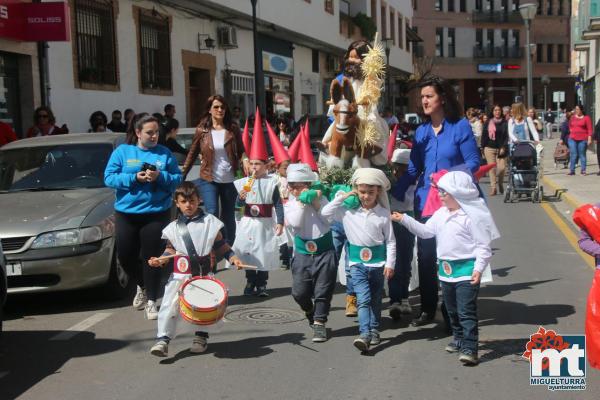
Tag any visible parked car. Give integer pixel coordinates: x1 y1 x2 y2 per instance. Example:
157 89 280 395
0 245 6 332
174 127 200 179
0 133 131 298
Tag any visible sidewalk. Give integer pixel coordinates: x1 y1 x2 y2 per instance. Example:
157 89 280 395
540 137 600 208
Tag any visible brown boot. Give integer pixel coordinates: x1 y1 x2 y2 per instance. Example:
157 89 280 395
489 187 497 196
345 295 358 317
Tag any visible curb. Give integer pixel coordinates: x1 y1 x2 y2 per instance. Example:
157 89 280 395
540 175 582 209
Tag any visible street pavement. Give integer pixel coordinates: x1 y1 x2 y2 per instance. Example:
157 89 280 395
1 154 600 399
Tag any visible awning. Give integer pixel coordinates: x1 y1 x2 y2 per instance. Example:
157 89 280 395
406 26 422 43
582 30 600 40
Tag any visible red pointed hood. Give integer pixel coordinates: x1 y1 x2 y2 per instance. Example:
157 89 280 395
249 108 268 161
266 122 290 164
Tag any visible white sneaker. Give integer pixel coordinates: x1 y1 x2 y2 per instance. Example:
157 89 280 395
190 336 208 353
132 286 147 310
150 340 168 357
399 299 412 314
145 301 158 320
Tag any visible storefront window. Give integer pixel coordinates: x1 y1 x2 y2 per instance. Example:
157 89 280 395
0 52 22 135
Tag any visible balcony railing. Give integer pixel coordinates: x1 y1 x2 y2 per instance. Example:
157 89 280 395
473 45 523 59
472 10 523 23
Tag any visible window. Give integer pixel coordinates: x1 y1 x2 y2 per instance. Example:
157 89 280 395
476 29 483 49
501 29 509 56
390 9 395 44
312 49 319 73
475 0 483 11
412 0 417 10
448 0 455 12
435 0 443 11
512 29 520 48
398 15 403 49
435 28 444 57
448 28 455 57
558 0 563 15
325 0 334 14
406 18 411 50
138 8 172 92
537 0 542 14
537 44 543 62
512 0 520 11
371 0 377 24
381 3 387 37
547 0 553 15
547 44 553 62
557 44 564 62
73 0 117 87
487 29 494 49
460 0 466 12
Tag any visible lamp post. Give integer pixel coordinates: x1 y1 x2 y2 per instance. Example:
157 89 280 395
478 86 485 112
519 1 537 108
251 0 265 115
541 74 551 112
383 38 392 113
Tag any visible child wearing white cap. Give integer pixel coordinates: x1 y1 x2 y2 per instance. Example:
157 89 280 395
284 163 337 342
322 168 396 353
388 148 416 320
392 170 500 365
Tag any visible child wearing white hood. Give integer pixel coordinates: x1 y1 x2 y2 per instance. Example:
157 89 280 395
392 171 500 366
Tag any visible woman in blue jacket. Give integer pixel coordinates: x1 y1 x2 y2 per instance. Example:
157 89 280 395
104 114 182 320
392 76 480 327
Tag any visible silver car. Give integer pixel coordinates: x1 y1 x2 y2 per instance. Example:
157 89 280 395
0 133 130 297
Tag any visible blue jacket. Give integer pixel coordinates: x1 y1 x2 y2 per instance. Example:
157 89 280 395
104 144 182 214
392 118 480 213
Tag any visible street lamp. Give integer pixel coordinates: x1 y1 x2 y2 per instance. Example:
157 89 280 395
519 1 537 108
383 38 393 113
478 86 485 112
541 74 551 112
251 0 265 115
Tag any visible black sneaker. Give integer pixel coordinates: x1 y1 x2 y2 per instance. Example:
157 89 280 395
459 349 479 366
445 341 460 353
411 312 435 327
389 303 402 321
312 323 327 342
369 331 381 346
353 336 370 352
243 283 255 296
256 286 269 297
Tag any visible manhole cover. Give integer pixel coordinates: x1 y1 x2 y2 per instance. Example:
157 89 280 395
225 306 306 325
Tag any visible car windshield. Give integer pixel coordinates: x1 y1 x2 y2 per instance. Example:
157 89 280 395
0 143 113 192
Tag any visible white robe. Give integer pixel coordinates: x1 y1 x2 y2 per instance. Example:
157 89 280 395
231 175 286 271
156 214 226 339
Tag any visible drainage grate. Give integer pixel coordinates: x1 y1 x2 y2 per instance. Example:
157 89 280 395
224 306 306 325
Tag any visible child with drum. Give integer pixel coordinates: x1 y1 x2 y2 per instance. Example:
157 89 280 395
284 163 338 342
321 168 396 353
148 182 243 357
233 123 285 297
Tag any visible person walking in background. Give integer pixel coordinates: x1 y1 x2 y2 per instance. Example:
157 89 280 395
275 117 291 148
482 105 509 196
88 111 110 133
544 108 555 139
26 106 68 138
0 121 17 147
383 107 399 129
107 110 127 133
508 103 539 144
594 116 600 175
159 117 187 157
163 104 177 127
528 108 544 141
559 111 571 145
104 115 182 320
567 104 593 176
466 108 482 149
502 106 511 121
182 95 246 245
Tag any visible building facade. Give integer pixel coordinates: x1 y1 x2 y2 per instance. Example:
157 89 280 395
411 0 574 113
0 0 414 134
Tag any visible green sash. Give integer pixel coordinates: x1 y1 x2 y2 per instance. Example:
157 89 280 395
294 231 334 255
438 259 476 279
348 243 386 264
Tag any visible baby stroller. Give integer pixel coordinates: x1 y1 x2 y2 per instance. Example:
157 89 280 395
504 141 544 203
553 142 570 169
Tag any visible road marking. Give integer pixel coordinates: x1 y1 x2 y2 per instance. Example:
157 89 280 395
540 202 595 270
49 312 112 341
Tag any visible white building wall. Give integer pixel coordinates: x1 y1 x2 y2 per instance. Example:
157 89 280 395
293 45 323 116
456 28 475 57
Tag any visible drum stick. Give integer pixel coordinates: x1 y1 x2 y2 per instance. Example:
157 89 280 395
155 253 182 263
238 264 258 270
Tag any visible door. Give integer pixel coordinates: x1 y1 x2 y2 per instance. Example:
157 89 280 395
188 67 211 127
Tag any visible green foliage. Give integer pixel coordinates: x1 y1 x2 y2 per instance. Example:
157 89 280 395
352 12 377 41
318 166 356 186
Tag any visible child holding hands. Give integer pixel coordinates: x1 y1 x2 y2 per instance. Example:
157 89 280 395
391 171 500 365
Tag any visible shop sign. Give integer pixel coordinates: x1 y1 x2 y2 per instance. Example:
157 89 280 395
477 63 502 73
262 51 294 76
0 1 70 42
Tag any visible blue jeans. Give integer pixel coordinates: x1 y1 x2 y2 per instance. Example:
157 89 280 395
351 264 384 337
441 280 480 353
568 138 588 173
332 222 354 295
388 221 415 303
193 178 238 244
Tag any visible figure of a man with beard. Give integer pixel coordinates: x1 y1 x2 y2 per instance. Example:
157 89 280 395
320 40 390 168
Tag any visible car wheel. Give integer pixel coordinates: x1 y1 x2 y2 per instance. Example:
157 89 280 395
103 250 131 300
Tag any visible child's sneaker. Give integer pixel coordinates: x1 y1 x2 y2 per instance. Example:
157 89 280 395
190 336 208 353
312 323 327 342
459 349 479 366
150 340 168 357
399 299 412 314
353 335 370 352
389 303 402 321
145 301 158 320
243 282 255 296
256 286 269 297
369 331 381 346
132 285 147 310
445 341 460 353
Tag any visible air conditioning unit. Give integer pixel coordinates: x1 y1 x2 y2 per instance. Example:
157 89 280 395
326 54 341 72
218 26 238 49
